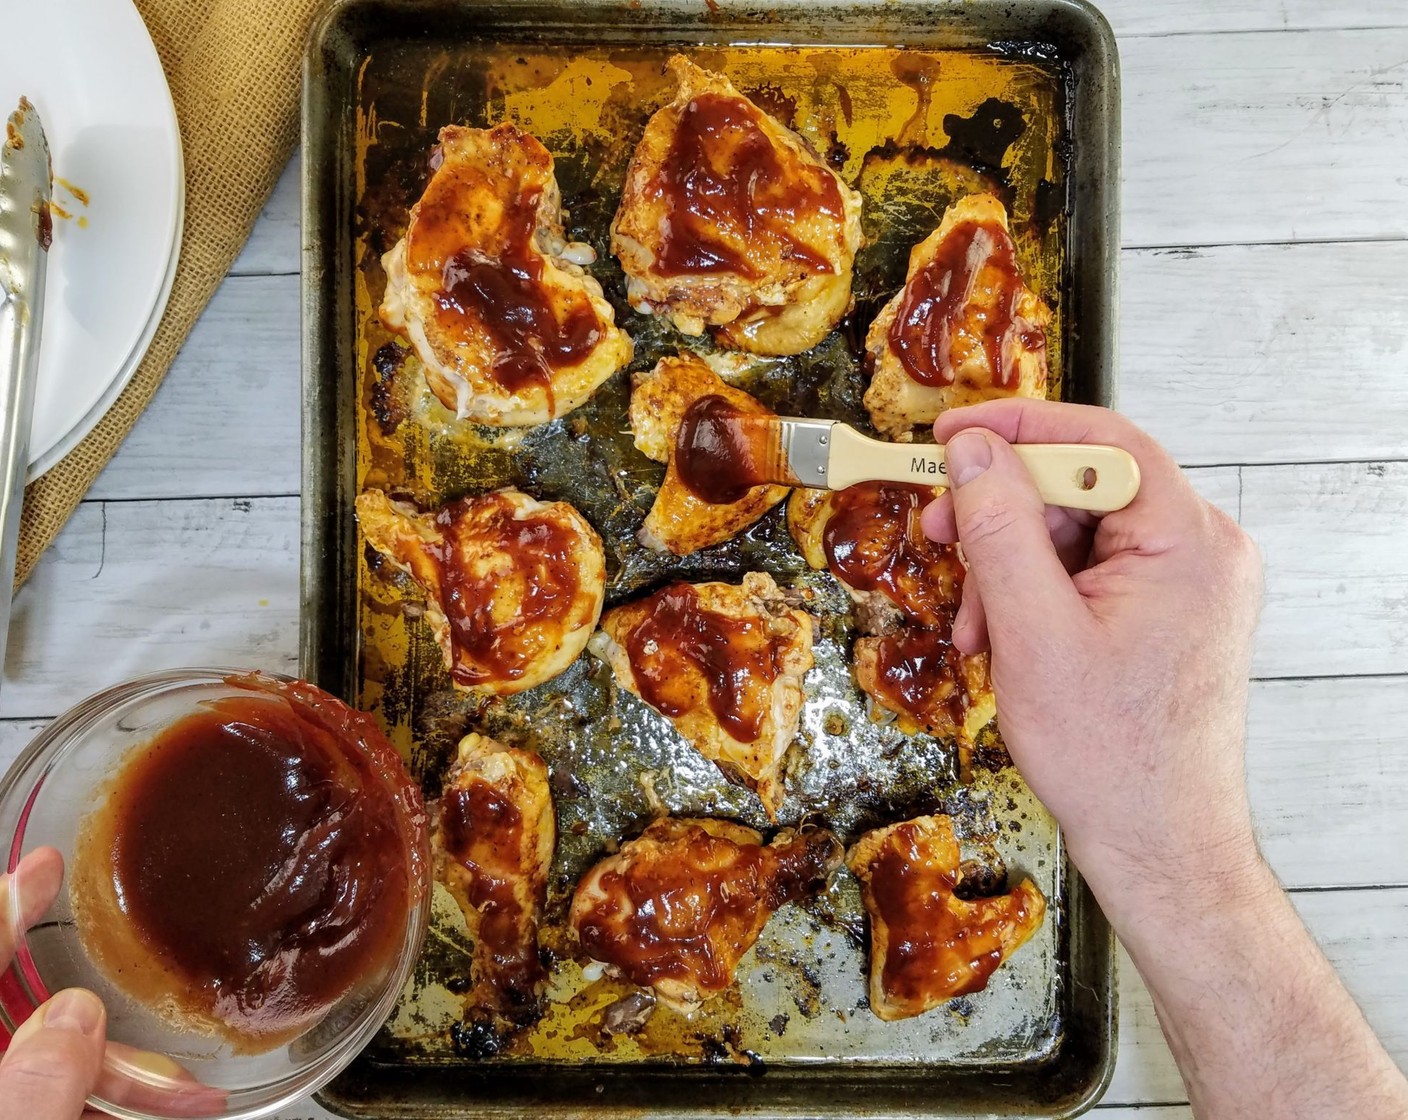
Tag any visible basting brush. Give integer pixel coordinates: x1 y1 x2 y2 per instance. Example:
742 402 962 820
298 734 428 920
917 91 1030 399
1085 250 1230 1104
675 396 1141 512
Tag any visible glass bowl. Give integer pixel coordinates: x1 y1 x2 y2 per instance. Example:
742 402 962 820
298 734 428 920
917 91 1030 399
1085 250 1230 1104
0 668 431 1120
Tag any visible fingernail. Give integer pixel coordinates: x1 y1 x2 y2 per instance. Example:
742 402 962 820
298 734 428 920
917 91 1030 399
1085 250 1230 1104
43 988 104 1036
946 431 992 487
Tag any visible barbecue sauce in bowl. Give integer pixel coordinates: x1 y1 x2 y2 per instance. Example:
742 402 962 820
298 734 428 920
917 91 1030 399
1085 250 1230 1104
70 674 428 1053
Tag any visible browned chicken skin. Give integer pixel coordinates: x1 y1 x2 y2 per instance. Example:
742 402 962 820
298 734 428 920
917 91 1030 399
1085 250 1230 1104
612 56 863 355
787 482 995 741
592 572 813 819
847 815 1045 1021
435 733 556 1028
381 123 632 426
864 193 1050 439
631 353 790 556
356 488 605 695
571 818 843 1014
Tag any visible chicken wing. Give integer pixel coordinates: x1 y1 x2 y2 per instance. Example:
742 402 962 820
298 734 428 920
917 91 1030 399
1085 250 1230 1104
592 572 812 819
847 814 1045 1021
787 482 995 741
864 193 1050 439
380 122 632 426
435 733 555 1028
612 56 863 356
631 353 790 555
571 818 842 1014
356 488 605 694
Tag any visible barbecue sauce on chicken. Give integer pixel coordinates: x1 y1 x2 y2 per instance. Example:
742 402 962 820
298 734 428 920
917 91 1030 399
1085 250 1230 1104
622 583 782 743
653 93 843 280
888 219 1045 389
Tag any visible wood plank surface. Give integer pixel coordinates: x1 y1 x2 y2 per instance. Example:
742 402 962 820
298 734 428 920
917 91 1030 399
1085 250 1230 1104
1245 460 1408 679
1100 0 1408 37
17 2 1408 1112
88 274 301 501
0 498 300 721
1122 28 1408 248
1120 241 1408 467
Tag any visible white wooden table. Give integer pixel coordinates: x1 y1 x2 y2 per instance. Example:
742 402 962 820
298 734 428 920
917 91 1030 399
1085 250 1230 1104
4 1 1406 1115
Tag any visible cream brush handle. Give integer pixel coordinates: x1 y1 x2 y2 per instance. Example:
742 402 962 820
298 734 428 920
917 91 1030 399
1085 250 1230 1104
825 425 1141 513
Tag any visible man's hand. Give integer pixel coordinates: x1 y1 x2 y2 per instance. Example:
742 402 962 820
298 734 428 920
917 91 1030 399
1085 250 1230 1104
0 848 105 1120
919 397 1264 919
923 398 1408 1119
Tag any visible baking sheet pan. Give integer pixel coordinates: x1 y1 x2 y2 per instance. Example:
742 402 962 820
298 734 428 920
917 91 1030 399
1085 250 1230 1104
301 1 1120 1115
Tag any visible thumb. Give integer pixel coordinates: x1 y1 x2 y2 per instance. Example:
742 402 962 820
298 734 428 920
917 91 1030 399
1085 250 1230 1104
0 989 105 1120
944 429 1086 645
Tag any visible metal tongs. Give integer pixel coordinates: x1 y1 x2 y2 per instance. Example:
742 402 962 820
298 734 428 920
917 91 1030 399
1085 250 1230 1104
0 98 51 676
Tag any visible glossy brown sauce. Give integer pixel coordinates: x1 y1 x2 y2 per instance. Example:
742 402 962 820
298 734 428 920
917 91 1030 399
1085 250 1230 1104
72 680 425 1050
432 492 587 688
622 583 781 743
872 626 971 733
674 394 779 504
822 482 961 627
865 820 1038 1003
36 201 52 251
412 181 601 404
574 825 836 993
439 778 545 1015
653 92 843 279
888 219 1045 389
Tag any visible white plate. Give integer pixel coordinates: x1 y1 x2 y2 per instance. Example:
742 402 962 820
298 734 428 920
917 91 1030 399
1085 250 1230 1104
1 0 184 480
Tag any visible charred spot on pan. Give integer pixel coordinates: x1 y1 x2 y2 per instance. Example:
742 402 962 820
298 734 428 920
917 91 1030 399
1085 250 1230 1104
451 1018 506 1059
1034 177 1065 232
371 342 409 434
768 1012 790 1036
824 130 850 171
939 97 1026 183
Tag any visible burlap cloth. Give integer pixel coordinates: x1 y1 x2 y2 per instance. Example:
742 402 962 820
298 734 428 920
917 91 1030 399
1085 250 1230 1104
15 0 324 584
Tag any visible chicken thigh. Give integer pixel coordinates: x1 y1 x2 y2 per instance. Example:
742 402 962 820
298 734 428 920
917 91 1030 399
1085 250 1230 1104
631 353 790 555
356 488 605 694
593 572 812 819
847 814 1045 1021
612 56 863 355
864 193 1050 439
571 818 842 1013
381 123 632 426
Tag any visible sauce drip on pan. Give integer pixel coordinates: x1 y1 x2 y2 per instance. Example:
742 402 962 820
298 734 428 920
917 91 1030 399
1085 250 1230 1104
414 181 600 406
622 582 781 743
888 219 1045 389
872 626 973 734
822 482 962 627
439 778 545 1012
653 92 843 280
674 394 781 504
71 680 424 1051
432 492 587 689
863 819 1042 1003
